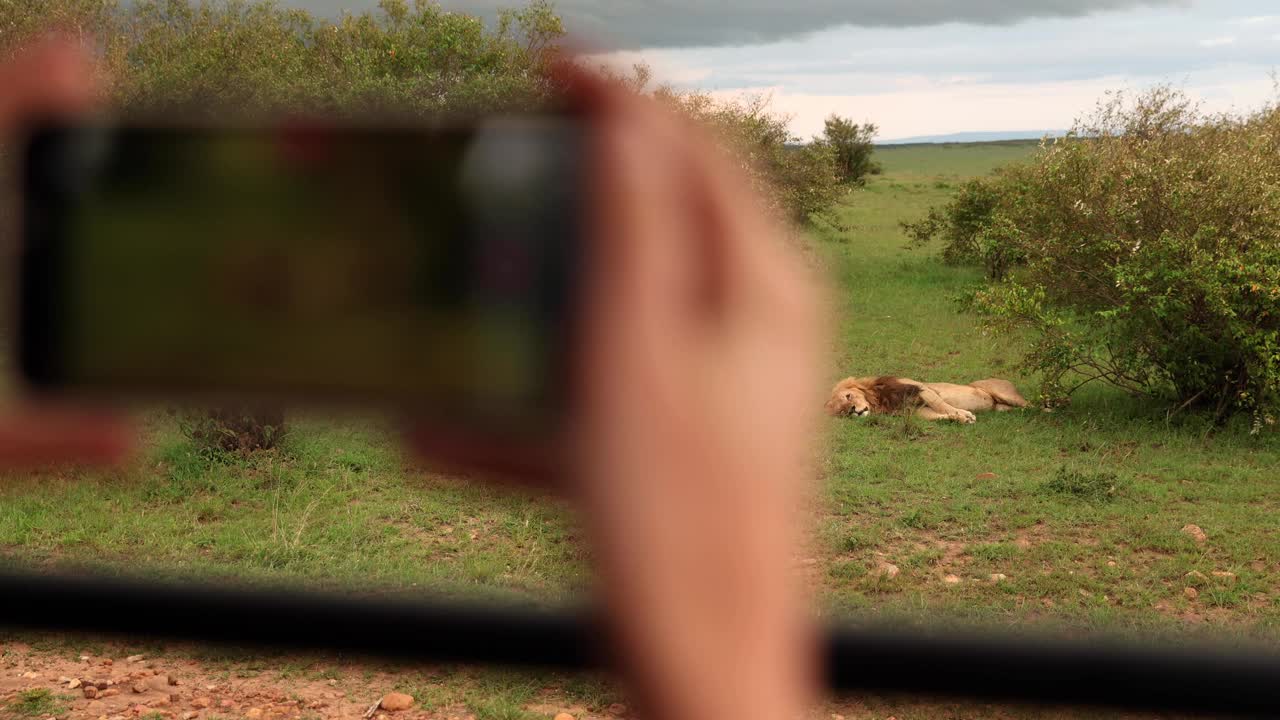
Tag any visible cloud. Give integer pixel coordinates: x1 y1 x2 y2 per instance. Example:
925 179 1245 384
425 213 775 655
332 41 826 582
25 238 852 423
1233 15 1280 25
289 0 1190 49
1199 36 1238 47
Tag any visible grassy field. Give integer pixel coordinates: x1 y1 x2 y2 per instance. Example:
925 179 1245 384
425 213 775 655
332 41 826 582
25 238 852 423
2 139 1278 719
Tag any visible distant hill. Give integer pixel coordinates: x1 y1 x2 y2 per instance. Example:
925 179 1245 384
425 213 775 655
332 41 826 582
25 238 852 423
879 130 1066 145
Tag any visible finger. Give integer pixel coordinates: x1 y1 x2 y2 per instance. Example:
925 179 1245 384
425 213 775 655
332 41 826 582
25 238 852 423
0 409 134 469
680 120 823 332
0 36 98 135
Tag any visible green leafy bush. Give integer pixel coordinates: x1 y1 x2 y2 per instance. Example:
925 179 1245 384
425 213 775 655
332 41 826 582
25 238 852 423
901 175 1022 279
653 85 844 224
913 87 1280 425
110 0 565 118
820 114 882 185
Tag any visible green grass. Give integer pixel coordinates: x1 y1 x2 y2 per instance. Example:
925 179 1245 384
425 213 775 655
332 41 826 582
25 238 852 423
874 139 1043 179
0 415 587 602
1 140 1276 719
6 689 70 718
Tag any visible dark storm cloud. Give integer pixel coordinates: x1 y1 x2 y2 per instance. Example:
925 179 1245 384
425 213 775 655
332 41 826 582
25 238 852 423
289 0 1192 49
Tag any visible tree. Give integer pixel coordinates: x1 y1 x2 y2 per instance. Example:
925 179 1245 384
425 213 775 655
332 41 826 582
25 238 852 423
821 114 881 185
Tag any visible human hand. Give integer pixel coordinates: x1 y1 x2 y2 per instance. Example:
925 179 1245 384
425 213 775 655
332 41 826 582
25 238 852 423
0 37 133 467
564 67 825 720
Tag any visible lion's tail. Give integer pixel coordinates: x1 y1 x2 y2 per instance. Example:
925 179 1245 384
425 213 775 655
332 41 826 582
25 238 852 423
970 378 1029 408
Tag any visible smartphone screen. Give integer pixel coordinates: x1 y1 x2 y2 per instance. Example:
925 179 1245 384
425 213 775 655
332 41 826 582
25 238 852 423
19 118 582 431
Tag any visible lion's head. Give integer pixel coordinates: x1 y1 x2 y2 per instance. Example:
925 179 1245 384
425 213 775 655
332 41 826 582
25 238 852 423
825 379 872 417
826 376 922 417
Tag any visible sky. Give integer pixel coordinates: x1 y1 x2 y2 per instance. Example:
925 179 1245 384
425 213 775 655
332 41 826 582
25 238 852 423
291 0 1280 141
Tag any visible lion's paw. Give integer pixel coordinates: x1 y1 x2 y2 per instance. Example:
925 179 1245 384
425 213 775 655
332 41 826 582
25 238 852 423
952 409 977 424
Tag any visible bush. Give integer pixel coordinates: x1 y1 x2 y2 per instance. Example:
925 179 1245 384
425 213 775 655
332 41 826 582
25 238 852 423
820 114 882 185
901 175 1022 279
915 87 1280 425
180 407 287 456
653 84 843 224
109 0 564 118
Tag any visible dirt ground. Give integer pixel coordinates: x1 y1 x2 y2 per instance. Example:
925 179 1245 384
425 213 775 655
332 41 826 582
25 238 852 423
0 640 1174 720
0 642 610 720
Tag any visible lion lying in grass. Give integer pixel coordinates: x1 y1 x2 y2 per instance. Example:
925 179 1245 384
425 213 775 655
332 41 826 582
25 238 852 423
825 376 1028 424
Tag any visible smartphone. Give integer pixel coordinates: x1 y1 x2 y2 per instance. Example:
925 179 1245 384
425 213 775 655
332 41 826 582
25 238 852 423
16 116 584 434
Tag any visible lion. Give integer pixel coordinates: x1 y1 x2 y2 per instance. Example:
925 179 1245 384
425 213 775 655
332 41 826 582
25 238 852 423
825 376 1028 424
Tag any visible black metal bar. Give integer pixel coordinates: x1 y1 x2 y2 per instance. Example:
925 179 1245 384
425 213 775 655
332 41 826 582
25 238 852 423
824 625 1280 717
2 569 1279 716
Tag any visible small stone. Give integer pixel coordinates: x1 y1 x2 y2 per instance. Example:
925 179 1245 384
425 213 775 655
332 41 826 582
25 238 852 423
84 686 100 699
182 713 198 720
326 679 337 686
1185 570 1206 580
21 671 39 678
975 472 998 480
147 675 172 691
133 682 147 694
69 678 82 689
191 697 211 709
799 558 818 566
168 676 179 686
205 685 218 691
1106 561 1117 567
990 573 1007 582
1181 524 1207 544
607 703 627 716
943 574 961 585
100 689 119 698
97 681 111 689
220 699 236 709
126 655 145 663
380 693 414 712
1184 587 1199 599
554 714 576 720
1212 570 1236 581
79 655 91 662
103 659 113 666
832 715 845 720
876 562 900 579
245 708 264 719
